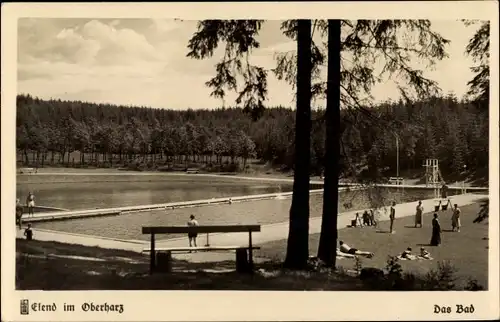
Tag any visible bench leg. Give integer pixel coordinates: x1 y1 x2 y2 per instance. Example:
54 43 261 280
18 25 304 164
156 251 172 273
150 233 156 274
235 249 250 273
248 232 254 273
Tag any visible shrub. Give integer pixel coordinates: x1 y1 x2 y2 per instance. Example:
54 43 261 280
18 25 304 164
464 278 485 291
423 261 457 290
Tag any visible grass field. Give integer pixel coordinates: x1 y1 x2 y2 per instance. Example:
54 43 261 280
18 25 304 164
257 203 489 288
16 239 367 290
16 203 488 290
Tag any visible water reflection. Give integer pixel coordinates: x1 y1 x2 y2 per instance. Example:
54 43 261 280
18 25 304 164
16 175 295 210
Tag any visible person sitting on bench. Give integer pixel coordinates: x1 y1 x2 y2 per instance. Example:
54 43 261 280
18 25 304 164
339 240 374 258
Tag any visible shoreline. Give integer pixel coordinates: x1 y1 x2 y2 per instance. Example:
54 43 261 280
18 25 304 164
17 166 488 189
16 193 488 253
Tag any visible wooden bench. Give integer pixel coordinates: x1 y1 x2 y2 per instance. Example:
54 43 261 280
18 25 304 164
18 168 37 174
142 225 261 274
389 177 404 185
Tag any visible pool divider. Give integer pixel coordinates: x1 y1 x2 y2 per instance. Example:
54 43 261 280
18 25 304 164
21 183 487 224
22 187 338 223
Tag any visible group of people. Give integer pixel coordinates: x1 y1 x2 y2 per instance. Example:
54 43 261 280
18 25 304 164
351 201 398 233
350 198 462 250
15 192 36 229
400 246 432 260
15 192 36 241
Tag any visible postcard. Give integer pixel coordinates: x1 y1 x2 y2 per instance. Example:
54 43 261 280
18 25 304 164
1 1 499 321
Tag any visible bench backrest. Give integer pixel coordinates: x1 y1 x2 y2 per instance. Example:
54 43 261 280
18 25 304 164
142 225 261 235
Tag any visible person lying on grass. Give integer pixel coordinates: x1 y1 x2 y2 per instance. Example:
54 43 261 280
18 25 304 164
401 247 417 260
339 240 374 258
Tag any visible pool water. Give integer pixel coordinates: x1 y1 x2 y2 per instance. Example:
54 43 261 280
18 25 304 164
16 174 312 210
32 186 462 241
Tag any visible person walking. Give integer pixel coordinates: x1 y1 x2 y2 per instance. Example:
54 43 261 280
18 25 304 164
430 213 442 246
389 201 396 233
187 215 199 250
26 192 35 217
452 204 461 232
415 200 424 228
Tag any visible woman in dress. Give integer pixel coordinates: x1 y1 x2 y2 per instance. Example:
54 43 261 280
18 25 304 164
452 204 461 232
430 213 442 246
415 200 424 228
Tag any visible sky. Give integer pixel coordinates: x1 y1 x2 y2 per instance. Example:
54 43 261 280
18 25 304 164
17 18 481 110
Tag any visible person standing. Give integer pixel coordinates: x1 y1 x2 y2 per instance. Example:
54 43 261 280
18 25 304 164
441 183 449 199
24 223 33 241
415 200 424 228
389 201 396 233
369 209 376 227
362 210 371 226
430 213 441 246
452 204 461 232
187 215 199 249
26 192 35 217
16 199 24 230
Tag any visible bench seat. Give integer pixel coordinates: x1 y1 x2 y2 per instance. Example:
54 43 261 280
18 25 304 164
143 246 261 253
143 224 261 274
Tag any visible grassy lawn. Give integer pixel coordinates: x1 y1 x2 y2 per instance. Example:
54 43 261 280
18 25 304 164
15 203 488 290
258 203 489 289
16 239 365 290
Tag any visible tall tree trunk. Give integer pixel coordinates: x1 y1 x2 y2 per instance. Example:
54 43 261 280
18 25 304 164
284 19 312 270
317 20 341 267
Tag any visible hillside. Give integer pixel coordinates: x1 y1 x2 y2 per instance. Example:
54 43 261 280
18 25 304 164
16 94 488 184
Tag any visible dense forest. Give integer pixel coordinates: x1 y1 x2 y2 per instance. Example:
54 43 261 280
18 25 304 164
16 93 488 181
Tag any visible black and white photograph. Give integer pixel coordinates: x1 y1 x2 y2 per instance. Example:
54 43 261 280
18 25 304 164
2 1 499 321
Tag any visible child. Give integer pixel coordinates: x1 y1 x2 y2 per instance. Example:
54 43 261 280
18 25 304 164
24 223 33 241
187 215 199 248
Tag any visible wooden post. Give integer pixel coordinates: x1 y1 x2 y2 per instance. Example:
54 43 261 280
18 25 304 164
150 233 156 274
205 233 210 247
248 231 253 273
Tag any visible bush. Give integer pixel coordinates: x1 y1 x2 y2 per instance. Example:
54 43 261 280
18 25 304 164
464 278 485 291
422 261 457 290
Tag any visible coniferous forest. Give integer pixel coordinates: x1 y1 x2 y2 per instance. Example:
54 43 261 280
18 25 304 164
16 93 488 183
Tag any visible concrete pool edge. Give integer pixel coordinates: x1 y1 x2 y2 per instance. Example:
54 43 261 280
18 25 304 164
16 193 488 255
21 189 328 223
